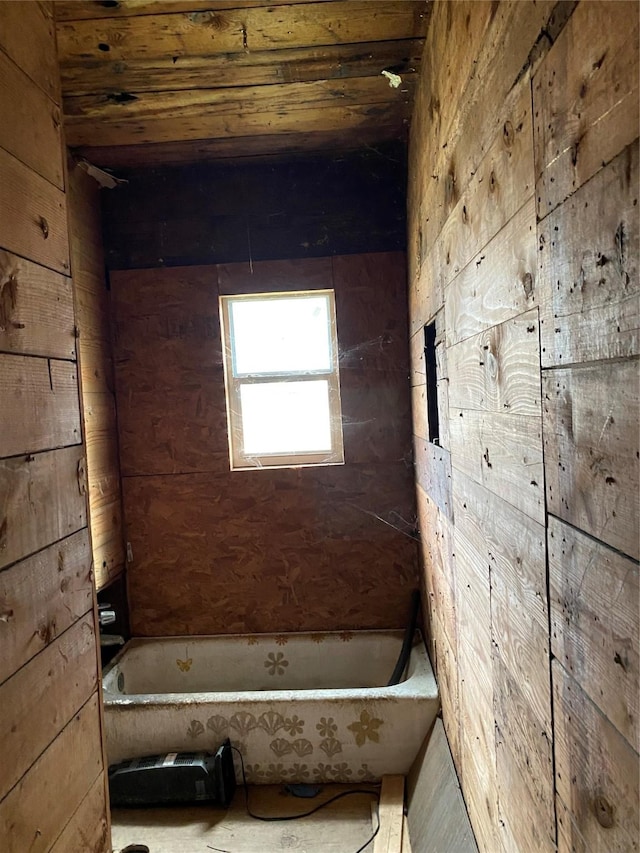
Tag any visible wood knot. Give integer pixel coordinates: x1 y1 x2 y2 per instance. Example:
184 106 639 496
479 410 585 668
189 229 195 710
461 204 468 224
503 120 514 147
593 795 614 828
38 216 49 239
522 272 534 298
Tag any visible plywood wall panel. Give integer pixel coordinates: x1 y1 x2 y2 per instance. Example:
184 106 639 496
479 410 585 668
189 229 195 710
0 529 92 687
0 355 81 457
0 613 97 800
533 1 639 217
543 360 640 560
553 662 639 853
0 50 63 189
0 251 76 359
0 446 87 571
538 142 639 367
114 254 416 633
549 517 638 750
0 694 103 853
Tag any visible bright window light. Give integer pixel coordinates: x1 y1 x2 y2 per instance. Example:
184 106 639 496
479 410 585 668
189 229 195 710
220 290 344 470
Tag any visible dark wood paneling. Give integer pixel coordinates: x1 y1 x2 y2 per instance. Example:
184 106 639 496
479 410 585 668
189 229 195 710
102 147 407 270
112 254 417 634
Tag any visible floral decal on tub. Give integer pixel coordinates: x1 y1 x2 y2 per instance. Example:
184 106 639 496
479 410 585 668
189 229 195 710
264 652 289 675
347 710 384 746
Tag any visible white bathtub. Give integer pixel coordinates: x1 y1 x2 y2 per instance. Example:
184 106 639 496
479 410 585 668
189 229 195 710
102 630 439 784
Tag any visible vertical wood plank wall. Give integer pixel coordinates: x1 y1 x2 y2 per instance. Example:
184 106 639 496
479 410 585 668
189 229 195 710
0 4 109 850
67 164 125 592
407 1 639 850
110 254 418 636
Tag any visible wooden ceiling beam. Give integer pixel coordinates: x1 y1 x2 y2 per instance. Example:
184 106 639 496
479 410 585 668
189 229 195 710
56 2 427 63
55 0 333 22
60 38 423 96
72 126 406 169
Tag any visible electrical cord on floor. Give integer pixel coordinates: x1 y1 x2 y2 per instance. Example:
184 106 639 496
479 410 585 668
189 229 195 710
226 746 381 853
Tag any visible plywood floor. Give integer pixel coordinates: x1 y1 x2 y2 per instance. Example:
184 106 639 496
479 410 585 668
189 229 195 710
111 784 379 853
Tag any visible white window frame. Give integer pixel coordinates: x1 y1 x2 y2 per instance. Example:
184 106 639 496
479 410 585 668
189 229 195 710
219 289 344 471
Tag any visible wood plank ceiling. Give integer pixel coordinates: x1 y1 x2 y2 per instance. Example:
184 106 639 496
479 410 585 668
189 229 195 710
55 0 428 168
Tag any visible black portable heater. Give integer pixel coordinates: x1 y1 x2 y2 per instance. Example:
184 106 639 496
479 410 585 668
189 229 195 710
108 740 236 807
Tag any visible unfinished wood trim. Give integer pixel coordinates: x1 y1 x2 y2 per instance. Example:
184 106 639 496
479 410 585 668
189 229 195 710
374 775 405 853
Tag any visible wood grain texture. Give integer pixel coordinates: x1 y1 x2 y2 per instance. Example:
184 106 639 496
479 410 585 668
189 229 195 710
54 1 331 20
374 775 404 853
445 197 538 347
0 529 92 687
57 2 424 62
0 614 97 800
494 657 555 853
533 1 639 217
0 446 87 570
543 360 640 560
0 694 103 853
549 516 639 751
68 163 125 591
413 439 452 521
60 38 423 96
406 719 477 853
63 76 413 148
0 147 69 275
0 355 81 457
0 50 63 188
0 251 75 359
447 309 541 416
538 142 639 367
48 773 109 853
0 1 60 102
553 661 639 853
449 408 544 524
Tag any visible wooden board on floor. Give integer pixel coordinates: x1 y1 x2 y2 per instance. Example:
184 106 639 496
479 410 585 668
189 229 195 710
111 784 380 853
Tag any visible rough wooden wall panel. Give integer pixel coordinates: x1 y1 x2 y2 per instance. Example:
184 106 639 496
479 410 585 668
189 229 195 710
533 0 639 217
407 2 640 850
543 360 639 560
538 142 639 367
48 774 110 853
68 164 125 591
113 254 417 635
0 8 109 847
0 146 69 275
0 529 92 686
0 613 97 800
0 1 60 102
553 661 639 852
0 355 81 457
0 694 104 853
0 50 63 189
445 197 538 348
0 251 76 360
549 516 638 751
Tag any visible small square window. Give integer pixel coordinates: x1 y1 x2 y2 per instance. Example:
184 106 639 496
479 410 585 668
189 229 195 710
219 290 344 470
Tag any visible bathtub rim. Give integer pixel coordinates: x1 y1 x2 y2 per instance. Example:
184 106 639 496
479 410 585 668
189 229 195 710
102 628 437 706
